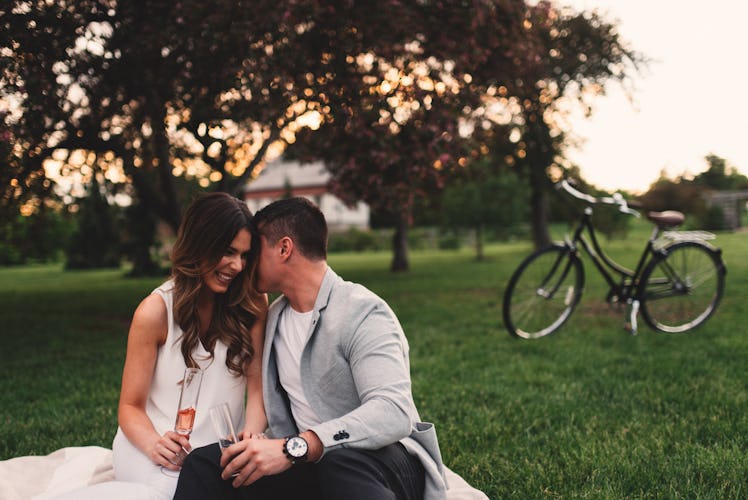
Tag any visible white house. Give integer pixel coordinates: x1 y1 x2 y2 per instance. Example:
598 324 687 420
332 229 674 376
243 159 370 230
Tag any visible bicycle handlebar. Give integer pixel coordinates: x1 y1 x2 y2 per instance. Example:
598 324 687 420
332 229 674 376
556 179 640 218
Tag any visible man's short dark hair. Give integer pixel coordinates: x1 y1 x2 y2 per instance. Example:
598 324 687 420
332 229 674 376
253 197 328 260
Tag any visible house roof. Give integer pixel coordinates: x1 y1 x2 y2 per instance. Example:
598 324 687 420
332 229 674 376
245 159 329 193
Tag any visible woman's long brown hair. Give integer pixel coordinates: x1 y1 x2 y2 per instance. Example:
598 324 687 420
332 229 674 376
169 192 266 376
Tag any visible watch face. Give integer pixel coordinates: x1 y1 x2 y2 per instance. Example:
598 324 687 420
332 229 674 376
287 436 308 458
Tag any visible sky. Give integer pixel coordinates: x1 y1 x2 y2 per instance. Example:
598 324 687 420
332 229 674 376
556 0 748 193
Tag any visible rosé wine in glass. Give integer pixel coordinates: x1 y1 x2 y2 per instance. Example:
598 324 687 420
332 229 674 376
175 407 197 435
161 367 202 477
174 368 202 435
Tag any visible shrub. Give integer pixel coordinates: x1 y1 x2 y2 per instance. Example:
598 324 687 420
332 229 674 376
328 227 388 253
438 233 461 250
697 204 726 231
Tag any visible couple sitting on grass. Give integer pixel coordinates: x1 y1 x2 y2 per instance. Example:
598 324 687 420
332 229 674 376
56 194 448 500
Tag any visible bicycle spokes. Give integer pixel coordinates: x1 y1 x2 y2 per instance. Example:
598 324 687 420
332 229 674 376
638 242 724 333
503 245 584 339
535 251 571 297
644 250 710 301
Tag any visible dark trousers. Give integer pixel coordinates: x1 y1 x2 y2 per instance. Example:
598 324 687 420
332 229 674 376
173 442 425 500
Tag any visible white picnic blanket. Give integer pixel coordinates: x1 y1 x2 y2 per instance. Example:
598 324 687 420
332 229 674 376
0 447 488 500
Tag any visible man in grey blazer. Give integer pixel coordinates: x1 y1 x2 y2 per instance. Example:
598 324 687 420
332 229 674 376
174 197 447 500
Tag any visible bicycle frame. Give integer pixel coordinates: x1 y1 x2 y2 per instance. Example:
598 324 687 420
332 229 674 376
565 206 654 307
557 180 677 333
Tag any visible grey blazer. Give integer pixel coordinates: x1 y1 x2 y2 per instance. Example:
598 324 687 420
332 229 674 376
262 267 448 500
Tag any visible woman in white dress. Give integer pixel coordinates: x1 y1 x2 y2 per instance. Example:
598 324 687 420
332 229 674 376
56 192 268 500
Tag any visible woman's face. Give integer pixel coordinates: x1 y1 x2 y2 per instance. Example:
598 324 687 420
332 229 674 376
202 228 252 294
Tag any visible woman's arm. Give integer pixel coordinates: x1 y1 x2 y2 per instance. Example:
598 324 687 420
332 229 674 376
243 304 268 437
118 293 190 470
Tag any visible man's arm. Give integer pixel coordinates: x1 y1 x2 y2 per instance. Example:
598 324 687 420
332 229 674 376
308 301 420 454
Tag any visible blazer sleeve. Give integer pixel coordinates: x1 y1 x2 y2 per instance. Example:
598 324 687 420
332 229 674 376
309 301 421 453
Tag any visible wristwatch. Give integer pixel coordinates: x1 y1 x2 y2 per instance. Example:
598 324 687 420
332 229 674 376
283 435 309 464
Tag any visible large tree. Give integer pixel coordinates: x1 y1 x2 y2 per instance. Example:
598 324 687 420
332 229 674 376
3 1 328 218
2 2 406 268
502 2 645 247
290 0 643 267
289 0 528 271
2 2 272 272
0 1 79 221
3 0 643 272
3 0 527 272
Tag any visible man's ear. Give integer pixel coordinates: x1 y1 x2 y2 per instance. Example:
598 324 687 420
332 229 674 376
279 236 293 259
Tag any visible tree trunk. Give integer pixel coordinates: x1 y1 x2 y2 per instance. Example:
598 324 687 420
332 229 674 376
125 200 163 277
525 97 553 249
475 224 484 261
151 105 181 232
129 242 161 277
529 176 551 249
390 213 410 272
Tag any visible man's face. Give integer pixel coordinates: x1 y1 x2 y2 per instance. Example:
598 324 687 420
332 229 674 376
255 234 279 294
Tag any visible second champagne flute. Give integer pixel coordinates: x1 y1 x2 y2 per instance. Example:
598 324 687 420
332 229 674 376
209 402 238 449
209 402 240 477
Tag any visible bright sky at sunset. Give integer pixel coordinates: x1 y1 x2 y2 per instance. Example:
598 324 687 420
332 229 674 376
557 0 748 193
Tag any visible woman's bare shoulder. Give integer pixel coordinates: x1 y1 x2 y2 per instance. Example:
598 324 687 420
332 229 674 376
130 292 169 344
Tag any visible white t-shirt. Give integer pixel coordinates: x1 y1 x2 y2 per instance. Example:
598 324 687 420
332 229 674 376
274 305 321 432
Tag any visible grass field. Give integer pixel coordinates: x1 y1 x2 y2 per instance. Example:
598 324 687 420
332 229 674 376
1 220 747 498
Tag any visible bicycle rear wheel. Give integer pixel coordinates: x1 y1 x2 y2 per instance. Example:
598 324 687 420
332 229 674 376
639 241 726 333
502 244 584 339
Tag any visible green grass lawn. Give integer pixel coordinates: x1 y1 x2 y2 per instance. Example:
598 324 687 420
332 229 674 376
2 223 747 498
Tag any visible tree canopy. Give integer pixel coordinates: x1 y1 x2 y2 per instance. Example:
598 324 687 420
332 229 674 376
289 1 643 268
2 0 644 271
497 2 645 248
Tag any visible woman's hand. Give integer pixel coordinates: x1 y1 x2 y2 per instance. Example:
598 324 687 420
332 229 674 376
237 430 267 440
150 430 192 470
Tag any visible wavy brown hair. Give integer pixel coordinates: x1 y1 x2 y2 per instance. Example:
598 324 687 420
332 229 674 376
170 192 266 376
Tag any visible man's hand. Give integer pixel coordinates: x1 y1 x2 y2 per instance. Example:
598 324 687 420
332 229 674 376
220 437 291 488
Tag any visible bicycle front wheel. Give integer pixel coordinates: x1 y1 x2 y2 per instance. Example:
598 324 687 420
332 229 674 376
502 244 584 339
639 241 726 333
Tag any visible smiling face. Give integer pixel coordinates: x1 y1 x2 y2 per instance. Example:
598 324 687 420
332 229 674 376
255 233 280 294
201 228 252 295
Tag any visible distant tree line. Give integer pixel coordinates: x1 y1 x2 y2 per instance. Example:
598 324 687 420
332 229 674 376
1 151 744 266
636 154 748 230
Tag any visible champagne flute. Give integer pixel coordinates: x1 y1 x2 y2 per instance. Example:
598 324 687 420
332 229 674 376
209 402 240 477
161 367 203 477
209 402 238 450
174 367 203 436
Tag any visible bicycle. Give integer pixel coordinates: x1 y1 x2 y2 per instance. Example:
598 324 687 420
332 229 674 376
502 179 727 339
